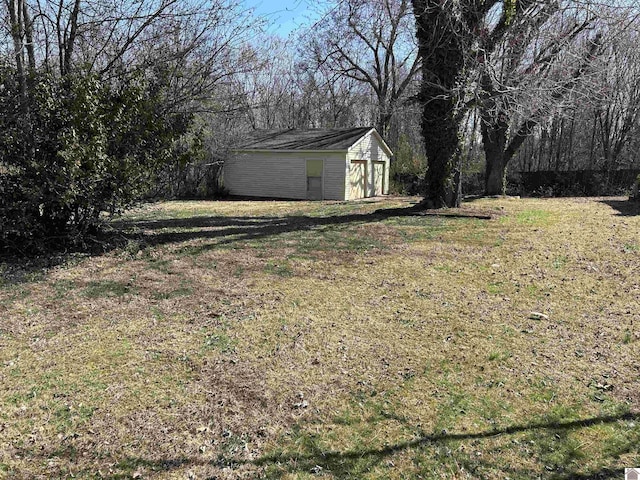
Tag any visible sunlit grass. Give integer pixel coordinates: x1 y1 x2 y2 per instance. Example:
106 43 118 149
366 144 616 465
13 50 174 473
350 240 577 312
1 196 638 478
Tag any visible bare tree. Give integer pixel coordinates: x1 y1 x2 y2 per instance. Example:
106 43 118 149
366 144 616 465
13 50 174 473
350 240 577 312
0 0 261 105
307 0 420 138
232 36 370 131
590 25 640 172
477 1 603 194
410 0 626 203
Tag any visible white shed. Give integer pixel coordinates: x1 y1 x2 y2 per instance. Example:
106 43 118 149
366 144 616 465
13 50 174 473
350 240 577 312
224 128 392 200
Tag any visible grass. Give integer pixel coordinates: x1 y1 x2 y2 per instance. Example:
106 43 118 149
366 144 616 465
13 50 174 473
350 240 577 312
1 196 639 478
83 279 135 298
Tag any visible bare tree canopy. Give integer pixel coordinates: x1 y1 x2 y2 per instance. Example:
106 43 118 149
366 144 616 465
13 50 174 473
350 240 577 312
304 0 421 137
411 0 640 204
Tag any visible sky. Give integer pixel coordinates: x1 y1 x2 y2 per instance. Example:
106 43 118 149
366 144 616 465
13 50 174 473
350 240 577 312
245 0 318 37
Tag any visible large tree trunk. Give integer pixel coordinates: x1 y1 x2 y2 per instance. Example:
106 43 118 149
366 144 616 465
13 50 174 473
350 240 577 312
376 111 393 140
482 113 509 195
412 0 469 208
22 1 35 73
421 88 462 206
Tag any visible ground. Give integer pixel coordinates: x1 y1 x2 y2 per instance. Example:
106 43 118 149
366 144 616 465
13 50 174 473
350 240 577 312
0 196 639 479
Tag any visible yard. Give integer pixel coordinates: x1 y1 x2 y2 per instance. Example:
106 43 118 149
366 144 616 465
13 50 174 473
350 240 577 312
1 196 639 479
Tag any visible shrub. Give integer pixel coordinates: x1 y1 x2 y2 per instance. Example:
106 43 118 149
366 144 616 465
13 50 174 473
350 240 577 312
632 174 640 201
390 134 427 195
0 70 189 253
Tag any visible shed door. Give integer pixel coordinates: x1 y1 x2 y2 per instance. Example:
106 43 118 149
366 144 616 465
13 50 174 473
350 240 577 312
373 162 384 196
306 159 323 200
350 161 366 199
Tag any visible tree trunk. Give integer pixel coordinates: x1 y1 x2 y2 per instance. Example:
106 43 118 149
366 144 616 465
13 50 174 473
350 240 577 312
567 116 575 171
62 0 81 76
376 111 393 139
7 0 27 107
420 89 462 207
482 113 508 195
413 0 468 208
22 0 35 73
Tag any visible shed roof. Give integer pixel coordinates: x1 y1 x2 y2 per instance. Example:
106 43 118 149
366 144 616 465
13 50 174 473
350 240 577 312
235 127 376 151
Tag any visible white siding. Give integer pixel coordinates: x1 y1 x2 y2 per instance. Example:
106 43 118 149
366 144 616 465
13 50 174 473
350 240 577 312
373 162 384 196
224 151 347 200
346 130 391 199
349 162 367 199
322 152 348 200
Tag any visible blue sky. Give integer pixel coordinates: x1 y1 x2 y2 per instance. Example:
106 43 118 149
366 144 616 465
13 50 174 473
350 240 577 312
245 0 317 37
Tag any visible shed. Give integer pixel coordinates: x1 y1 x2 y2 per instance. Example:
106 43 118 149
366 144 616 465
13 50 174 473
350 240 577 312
224 127 392 200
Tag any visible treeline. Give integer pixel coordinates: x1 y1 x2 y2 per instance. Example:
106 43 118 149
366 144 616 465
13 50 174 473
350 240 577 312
1 0 640 252
0 0 260 251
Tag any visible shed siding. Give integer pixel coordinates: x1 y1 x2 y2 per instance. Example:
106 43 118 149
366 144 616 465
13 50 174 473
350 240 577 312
323 152 348 200
346 131 391 199
224 152 306 199
224 151 347 200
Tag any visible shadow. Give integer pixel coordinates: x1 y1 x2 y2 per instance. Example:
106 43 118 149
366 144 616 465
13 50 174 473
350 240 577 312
111 215 280 231
252 412 639 477
102 204 439 252
34 411 637 479
0 252 90 285
0 204 420 284
601 198 640 216
1 200 498 284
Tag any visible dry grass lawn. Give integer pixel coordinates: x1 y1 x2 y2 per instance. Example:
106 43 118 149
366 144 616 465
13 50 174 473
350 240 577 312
1 196 639 479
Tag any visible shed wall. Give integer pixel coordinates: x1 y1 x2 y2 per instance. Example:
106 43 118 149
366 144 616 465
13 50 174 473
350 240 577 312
346 132 391 199
224 151 347 200
322 152 349 200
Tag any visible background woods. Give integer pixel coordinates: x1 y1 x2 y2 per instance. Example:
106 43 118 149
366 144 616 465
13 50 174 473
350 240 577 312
1 0 640 251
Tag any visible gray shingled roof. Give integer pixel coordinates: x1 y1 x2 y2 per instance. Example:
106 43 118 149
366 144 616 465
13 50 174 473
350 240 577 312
235 127 374 151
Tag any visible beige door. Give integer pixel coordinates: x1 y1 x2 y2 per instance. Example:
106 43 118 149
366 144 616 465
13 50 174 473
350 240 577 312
306 159 323 200
373 162 384 196
350 161 366 199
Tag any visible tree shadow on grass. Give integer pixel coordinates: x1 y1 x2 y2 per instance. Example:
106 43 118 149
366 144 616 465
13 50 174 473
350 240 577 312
112 202 501 255
34 411 637 479
0 204 421 284
601 199 640 216
3 203 450 284
252 412 639 479
121 211 400 252
2 198 504 284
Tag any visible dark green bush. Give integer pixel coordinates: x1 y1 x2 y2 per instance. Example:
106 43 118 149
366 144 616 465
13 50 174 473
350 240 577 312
0 70 189 253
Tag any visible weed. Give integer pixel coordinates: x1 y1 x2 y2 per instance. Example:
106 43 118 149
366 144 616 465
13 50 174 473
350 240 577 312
488 351 511 362
150 306 165 321
152 284 193 300
552 255 568 269
264 261 293 277
53 403 96 431
203 333 237 354
233 266 245 277
3 285 30 301
516 209 551 225
124 239 144 257
146 258 172 273
434 264 452 273
83 280 135 298
52 279 76 298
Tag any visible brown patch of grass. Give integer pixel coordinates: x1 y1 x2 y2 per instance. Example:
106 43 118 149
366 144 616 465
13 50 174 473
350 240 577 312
1 196 639 478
